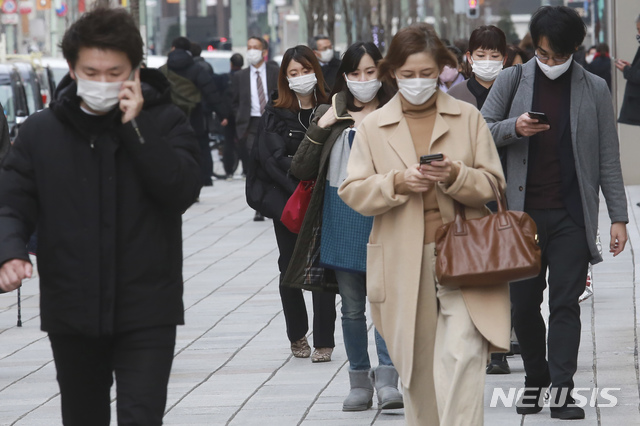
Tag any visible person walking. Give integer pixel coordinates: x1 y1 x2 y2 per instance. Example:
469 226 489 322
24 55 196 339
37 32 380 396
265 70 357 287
447 25 513 376
312 35 341 90
0 8 201 425
245 45 337 363
586 43 612 91
482 6 628 420
165 36 228 187
220 53 244 179
232 36 279 220
615 13 640 126
338 24 509 425
283 41 402 412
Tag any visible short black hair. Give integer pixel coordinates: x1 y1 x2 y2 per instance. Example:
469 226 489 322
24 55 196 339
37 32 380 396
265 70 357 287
529 6 586 56
468 25 507 56
172 37 191 51
190 42 202 57
61 7 143 69
312 35 330 50
248 36 268 51
596 43 609 54
230 53 244 68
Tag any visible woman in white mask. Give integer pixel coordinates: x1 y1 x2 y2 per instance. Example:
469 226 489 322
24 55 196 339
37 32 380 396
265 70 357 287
245 45 338 363
338 24 508 425
284 42 403 413
448 25 508 110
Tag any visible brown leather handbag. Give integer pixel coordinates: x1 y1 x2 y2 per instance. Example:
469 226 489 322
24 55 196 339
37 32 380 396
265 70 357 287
434 175 541 287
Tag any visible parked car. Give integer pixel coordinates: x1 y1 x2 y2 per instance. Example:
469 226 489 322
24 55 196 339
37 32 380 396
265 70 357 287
7 54 57 107
9 62 44 115
40 57 69 88
144 55 167 70
0 63 29 141
200 50 234 74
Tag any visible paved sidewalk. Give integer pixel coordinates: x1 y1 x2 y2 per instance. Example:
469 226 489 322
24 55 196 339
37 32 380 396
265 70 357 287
0 179 639 425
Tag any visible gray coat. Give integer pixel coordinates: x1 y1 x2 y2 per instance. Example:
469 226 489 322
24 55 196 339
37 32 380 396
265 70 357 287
481 60 628 264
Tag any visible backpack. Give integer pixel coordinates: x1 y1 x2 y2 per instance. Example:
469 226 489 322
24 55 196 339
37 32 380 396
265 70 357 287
159 64 202 117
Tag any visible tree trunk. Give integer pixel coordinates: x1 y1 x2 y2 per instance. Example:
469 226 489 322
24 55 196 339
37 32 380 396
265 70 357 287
384 0 393 52
342 0 353 46
408 0 418 24
301 0 315 45
315 0 325 36
130 0 140 29
95 0 110 8
325 0 335 45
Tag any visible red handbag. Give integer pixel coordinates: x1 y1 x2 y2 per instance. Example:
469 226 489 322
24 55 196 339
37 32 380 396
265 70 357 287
281 180 315 234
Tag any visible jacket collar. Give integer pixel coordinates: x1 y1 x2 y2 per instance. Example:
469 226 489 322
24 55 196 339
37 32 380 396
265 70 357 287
377 90 461 127
331 91 353 121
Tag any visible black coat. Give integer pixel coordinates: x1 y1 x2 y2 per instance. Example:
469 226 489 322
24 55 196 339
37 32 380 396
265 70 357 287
0 68 202 336
167 49 228 134
321 57 341 92
245 106 309 219
619 46 640 126
585 55 612 91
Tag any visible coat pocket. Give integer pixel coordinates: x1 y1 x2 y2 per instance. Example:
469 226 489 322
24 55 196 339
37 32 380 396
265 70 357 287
366 244 386 303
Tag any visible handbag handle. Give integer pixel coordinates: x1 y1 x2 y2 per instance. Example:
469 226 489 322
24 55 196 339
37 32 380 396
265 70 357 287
453 174 508 235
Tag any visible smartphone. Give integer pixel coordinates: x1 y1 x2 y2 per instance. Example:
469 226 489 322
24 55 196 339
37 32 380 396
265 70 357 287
420 153 444 165
527 111 550 125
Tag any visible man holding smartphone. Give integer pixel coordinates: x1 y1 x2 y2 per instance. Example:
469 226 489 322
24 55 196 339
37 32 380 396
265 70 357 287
0 8 201 425
482 6 628 420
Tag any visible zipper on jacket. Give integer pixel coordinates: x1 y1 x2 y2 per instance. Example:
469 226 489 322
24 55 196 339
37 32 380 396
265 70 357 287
131 119 145 144
90 136 96 149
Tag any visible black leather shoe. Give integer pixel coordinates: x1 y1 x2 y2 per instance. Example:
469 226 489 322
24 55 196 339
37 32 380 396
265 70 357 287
550 394 585 419
516 385 548 415
486 353 511 374
253 211 265 222
550 406 585 420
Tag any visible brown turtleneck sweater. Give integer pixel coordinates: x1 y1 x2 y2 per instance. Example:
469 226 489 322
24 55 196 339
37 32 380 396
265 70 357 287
393 92 459 244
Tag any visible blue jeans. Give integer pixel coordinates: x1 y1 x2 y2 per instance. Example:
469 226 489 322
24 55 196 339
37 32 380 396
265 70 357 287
335 269 393 371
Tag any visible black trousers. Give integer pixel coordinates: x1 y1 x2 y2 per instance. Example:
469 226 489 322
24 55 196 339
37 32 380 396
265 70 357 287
273 219 336 348
238 117 261 176
197 132 213 185
222 117 239 176
511 209 590 390
48 325 177 426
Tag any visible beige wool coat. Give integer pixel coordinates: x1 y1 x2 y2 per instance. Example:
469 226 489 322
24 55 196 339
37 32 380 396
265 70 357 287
338 91 511 388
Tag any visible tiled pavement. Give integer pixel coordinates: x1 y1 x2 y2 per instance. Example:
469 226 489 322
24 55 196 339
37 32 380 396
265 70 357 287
1 179 639 425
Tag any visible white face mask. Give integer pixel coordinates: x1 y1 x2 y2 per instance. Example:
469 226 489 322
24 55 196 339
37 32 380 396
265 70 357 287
585 54 595 64
395 74 438 105
535 54 573 80
318 49 334 63
246 49 264 66
345 74 382 103
76 76 122 113
471 59 503 82
288 73 317 96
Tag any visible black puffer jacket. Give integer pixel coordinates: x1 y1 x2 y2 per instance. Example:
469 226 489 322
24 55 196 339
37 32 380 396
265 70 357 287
167 49 228 134
0 68 201 336
245 106 309 219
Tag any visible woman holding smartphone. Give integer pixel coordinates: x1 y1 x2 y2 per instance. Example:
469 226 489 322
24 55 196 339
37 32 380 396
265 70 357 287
338 24 509 425
283 42 403 412
246 45 337 363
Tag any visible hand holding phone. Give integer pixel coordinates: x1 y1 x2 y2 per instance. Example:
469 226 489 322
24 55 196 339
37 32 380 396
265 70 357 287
119 68 144 125
527 111 550 125
420 153 444 165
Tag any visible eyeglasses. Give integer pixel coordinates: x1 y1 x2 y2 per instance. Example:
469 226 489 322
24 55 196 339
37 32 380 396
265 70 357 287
535 50 572 65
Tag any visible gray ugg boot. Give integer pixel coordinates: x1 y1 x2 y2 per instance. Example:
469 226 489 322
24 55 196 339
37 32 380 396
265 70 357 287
342 369 374 411
370 365 404 409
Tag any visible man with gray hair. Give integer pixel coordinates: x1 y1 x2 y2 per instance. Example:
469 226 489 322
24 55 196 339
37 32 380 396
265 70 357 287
312 35 341 90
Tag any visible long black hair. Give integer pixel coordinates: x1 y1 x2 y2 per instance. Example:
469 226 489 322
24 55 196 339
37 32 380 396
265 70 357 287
331 42 395 112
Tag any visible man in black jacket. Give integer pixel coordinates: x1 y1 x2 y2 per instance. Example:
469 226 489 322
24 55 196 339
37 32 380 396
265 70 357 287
616 14 640 126
168 36 228 186
312 35 341 91
0 9 201 425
